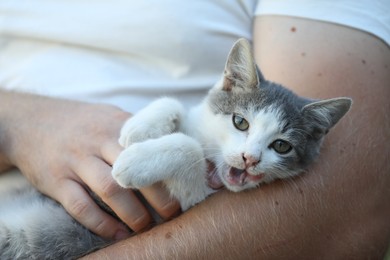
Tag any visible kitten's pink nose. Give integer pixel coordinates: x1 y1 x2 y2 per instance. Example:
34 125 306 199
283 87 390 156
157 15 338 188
242 153 260 168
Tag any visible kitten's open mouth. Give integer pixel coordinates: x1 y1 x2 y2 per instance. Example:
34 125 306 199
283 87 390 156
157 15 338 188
206 161 265 189
226 167 264 186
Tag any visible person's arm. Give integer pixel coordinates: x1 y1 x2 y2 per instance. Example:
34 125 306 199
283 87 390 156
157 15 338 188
0 91 180 239
84 16 390 259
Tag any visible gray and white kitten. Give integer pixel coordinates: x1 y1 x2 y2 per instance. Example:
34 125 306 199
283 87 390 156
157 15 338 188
0 38 351 259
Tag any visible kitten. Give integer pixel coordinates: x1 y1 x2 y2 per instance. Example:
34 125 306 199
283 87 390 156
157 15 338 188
0 38 351 259
113 38 352 209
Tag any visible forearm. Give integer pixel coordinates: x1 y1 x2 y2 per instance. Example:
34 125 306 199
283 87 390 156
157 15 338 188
84 134 389 259
83 179 330 259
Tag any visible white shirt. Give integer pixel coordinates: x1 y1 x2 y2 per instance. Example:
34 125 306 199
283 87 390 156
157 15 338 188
0 1 257 112
0 0 388 112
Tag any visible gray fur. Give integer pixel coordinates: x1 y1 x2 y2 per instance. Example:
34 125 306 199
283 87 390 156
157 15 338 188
0 38 352 259
0 172 108 260
208 79 351 173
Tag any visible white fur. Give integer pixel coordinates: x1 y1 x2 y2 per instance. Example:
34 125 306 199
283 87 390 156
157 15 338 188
112 39 279 204
119 97 185 147
112 98 288 206
113 99 215 210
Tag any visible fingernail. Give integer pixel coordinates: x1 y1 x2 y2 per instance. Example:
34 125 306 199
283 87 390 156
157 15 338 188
114 229 131 241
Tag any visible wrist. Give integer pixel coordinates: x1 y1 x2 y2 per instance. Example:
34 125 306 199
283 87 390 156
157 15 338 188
0 90 49 170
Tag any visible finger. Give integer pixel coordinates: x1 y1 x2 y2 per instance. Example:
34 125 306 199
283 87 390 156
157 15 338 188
139 182 181 220
58 179 130 240
100 141 123 166
75 156 152 232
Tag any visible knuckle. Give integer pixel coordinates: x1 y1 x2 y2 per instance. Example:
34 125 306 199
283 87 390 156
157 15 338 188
66 197 91 219
93 218 112 237
130 213 152 232
158 200 181 219
100 175 122 199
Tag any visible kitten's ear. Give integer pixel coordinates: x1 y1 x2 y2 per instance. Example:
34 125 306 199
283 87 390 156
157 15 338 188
302 97 352 139
222 38 261 91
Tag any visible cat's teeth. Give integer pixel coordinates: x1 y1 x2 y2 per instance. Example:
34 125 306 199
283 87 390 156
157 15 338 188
239 172 246 184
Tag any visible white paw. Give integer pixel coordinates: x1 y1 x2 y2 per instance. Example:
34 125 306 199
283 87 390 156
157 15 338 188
112 140 168 189
119 97 185 147
112 143 146 189
112 133 204 190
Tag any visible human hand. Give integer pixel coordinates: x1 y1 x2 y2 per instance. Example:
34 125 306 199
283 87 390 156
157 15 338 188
0 91 180 240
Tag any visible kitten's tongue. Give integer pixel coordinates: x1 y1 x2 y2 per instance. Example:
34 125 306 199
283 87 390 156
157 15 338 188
206 161 224 190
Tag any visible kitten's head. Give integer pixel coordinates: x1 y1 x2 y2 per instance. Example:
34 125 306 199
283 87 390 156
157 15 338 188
205 38 352 192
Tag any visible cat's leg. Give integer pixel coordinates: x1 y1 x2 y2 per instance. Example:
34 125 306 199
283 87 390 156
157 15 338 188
114 133 204 188
119 97 185 147
112 133 213 210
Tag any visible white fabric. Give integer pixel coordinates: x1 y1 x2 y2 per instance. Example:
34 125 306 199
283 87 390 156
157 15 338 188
0 1 257 112
0 0 388 113
255 0 390 46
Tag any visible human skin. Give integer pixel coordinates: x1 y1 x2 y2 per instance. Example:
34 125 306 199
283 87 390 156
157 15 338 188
0 93 180 240
83 16 390 259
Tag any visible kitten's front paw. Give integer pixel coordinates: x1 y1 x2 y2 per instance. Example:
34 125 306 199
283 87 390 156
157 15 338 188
119 98 185 147
112 142 158 189
113 133 198 190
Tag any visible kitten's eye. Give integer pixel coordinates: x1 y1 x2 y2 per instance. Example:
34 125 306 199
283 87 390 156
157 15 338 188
270 140 292 154
232 114 249 131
